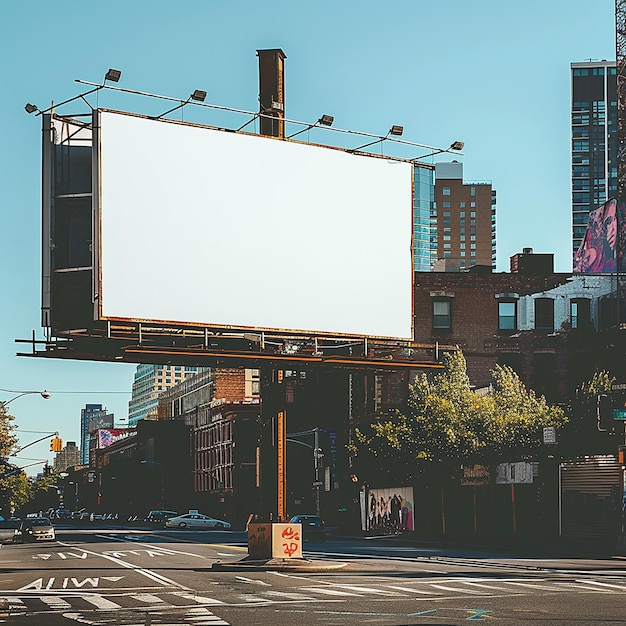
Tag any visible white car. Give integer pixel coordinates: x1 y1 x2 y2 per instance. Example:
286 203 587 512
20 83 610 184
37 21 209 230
165 513 231 530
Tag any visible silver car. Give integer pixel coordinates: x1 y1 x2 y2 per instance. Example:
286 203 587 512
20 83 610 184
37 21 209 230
18 517 56 542
0 519 22 544
165 513 231 529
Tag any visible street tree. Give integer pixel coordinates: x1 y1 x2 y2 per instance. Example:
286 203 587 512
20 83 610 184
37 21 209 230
351 351 567 483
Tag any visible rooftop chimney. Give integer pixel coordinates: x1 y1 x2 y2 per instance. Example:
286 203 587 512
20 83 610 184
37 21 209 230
257 49 286 139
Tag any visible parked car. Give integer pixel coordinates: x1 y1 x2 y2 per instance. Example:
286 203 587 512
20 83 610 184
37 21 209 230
289 515 327 542
165 513 231 530
0 519 22 544
17 517 55 542
146 510 178 526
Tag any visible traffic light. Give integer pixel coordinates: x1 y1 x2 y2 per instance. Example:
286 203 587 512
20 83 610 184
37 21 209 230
43 464 52 476
49 437 63 452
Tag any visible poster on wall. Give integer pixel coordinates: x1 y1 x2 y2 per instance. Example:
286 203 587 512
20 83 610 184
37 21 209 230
573 198 625 273
364 487 414 532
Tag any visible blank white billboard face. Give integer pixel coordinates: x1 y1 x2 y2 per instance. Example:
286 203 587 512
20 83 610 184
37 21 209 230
98 111 413 339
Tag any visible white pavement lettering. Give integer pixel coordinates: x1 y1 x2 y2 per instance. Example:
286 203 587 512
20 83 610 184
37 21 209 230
17 577 103 591
55 540 190 590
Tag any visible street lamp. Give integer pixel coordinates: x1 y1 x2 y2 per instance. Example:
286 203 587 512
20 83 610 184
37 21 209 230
0 389 51 409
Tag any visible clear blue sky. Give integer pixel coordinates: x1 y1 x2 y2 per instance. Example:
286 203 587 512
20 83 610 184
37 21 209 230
0 0 617 471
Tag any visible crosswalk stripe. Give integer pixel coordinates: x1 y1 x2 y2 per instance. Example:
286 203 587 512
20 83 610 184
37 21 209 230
176 592 224 605
504 581 566 592
264 590 316 600
0 597 26 613
333 584 403 596
574 579 626 591
384 585 441 595
79 595 122 609
130 593 166 603
429 584 486 594
461 581 520 592
300 587 361 596
39 596 72 609
185 607 230 624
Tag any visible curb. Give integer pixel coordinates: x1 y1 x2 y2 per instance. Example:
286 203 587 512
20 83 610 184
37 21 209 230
211 557 349 572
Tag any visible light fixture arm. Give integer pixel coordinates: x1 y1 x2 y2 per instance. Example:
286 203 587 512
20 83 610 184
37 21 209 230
0 389 51 408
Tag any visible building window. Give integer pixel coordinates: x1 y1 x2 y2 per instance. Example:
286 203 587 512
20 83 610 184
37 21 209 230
442 187 451 196
460 204 465 209
443 211 451 217
470 187 476 196
535 298 554 330
498 301 517 331
571 298 591 329
432 300 451 329
443 202 451 208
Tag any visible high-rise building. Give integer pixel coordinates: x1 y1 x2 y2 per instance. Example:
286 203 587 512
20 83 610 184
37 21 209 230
128 364 199 427
571 61 618 263
412 163 435 271
432 161 496 270
53 441 81 473
80 404 112 465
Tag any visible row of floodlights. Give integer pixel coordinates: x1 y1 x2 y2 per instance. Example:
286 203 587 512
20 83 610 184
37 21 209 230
24 68 464 157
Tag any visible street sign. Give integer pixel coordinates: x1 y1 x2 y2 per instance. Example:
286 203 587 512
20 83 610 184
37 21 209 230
543 427 556 444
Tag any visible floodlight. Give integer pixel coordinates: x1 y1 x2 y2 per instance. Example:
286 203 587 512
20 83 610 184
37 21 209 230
104 69 122 83
450 140 464 151
24 103 38 114
191 89 207 102
287 113 335 139
349 124 404 152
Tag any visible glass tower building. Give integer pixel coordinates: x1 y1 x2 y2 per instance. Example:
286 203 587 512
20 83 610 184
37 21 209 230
571 60 618 264
128 364 200 427
413 163 435 271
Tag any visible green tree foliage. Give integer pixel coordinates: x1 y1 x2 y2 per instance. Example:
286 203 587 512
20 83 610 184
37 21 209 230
0 404 18 459
352 351 567 483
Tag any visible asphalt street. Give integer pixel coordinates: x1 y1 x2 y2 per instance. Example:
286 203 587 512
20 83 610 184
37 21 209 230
1 526 626 625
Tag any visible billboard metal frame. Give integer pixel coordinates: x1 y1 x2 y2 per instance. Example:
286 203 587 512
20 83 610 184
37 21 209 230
22 81 453 372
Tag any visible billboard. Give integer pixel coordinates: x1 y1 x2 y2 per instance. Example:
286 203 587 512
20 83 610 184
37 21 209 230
95 110 414 340
573 198 626 273
97 428 134 449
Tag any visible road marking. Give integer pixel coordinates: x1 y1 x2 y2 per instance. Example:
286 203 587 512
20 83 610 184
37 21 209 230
39 596 72 610
300 587 361 596
95 534 212 559
384 585 442 595
130 593 166 603
333 584 404 596
462 580 521 592
79 594 122 609
429 583 486 594
574 579 626 591
235 576 271 586
264 590 316 600
56 540 190 590
175 592 224 605
504 580 566 592
184 606 230 624
0 597 25 613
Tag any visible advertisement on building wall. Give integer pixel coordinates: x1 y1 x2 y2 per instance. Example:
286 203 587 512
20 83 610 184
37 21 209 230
364 487 414 532
97 428 135 449
574 198 626 273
